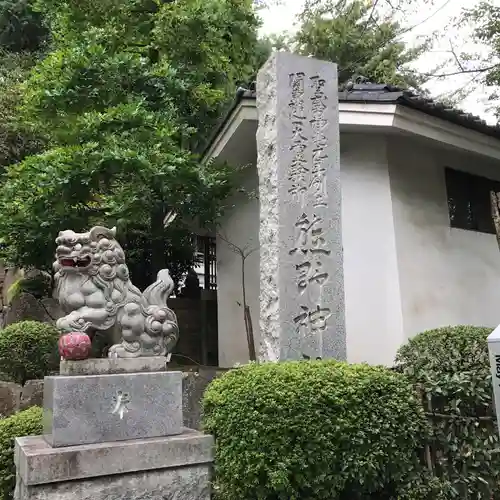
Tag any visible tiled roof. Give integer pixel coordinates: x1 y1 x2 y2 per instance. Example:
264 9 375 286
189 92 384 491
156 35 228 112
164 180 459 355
339 83 500 140
202 82 500 155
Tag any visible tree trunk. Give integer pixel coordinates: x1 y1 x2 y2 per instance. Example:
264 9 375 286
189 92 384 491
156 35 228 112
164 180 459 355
490 191 500 251
241 256 256 361
244 305 256 361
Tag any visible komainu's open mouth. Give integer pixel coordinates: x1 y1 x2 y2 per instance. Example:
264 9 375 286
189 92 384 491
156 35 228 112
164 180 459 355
59 256 92 268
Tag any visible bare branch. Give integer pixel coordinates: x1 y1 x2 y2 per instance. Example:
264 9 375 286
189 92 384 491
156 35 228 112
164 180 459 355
217 229 258 260
359 0 380 38
215 227 259 362
490 191 500 252
448 38 465 73
434 72 482 105
339 0 453 75
217 231 244 257
404 63 500 79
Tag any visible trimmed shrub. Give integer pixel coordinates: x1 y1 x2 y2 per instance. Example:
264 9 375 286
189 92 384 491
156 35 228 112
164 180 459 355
395 325 499 498
203 361 429 500
0 321 59 384
0 406 42 500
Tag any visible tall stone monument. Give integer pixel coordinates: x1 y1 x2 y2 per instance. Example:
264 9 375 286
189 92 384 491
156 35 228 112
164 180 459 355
257 52 345 362
14 226 214 500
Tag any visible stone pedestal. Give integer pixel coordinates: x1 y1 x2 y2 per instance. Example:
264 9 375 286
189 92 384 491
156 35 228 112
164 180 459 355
44 371 182 447
14 431 213 500
14 359 214 500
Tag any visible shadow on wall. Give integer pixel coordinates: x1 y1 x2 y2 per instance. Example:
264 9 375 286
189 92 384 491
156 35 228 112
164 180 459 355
170 295 219 367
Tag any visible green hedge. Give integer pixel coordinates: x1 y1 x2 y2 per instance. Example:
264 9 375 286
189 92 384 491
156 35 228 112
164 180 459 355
396 325 499 498
203 361 429 500
0 407 42 500
0 321 59 384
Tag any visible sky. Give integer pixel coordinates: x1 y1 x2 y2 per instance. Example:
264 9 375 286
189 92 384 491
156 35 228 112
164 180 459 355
260 0 498 124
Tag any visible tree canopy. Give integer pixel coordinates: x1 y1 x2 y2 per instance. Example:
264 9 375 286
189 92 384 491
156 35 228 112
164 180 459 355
0 0 48 53
0 0 48 171
0 0 262 288
464 1 500 118
0 51 43 169
0 0 462 287
297 0 429 88
263 0 435 90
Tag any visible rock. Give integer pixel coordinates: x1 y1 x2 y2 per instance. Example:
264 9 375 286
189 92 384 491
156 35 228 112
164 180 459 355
40 298 63 322
60 357 167 376
4 293 55 326
20 380 44 411
0 380 21 416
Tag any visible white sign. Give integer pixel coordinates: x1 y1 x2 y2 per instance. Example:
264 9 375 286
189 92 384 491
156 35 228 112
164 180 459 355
487 325 500 433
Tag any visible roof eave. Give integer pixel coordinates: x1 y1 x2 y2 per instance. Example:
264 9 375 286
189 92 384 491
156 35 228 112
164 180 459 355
204 96 500 163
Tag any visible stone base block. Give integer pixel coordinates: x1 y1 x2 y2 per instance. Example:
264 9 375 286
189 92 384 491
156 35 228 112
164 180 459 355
15 430 213 500
44 371 182 447
59 357 167 376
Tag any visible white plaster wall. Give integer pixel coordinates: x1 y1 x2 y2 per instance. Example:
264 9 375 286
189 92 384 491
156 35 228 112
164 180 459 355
216 166 260 367
218 130 500 368
217 133 405 367
388 136 500 338
341 134 404 365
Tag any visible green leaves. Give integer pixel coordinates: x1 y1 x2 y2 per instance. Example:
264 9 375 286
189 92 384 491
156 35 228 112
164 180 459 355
205 328 496 499
0 0 260 275
291 0 430 89
0 321 59 385
153 0 262 144
463 2 500 116
396 325 499 498
0 122 235 270
0 51 45 170
203 361 429 499
0 0 48 53
0 407 43 500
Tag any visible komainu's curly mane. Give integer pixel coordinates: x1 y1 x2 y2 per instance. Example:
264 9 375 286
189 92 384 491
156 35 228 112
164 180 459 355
54 226 179 358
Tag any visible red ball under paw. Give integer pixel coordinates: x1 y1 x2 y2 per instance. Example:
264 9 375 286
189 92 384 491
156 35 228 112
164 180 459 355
58 332 92 361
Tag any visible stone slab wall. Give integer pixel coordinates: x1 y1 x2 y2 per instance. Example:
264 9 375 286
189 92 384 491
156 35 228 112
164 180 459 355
4 294 62 327
0 380 43 417
182 369 226 430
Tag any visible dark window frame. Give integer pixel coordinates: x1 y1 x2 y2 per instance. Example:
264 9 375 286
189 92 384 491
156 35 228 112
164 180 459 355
194 235 217 291
445 167 500 235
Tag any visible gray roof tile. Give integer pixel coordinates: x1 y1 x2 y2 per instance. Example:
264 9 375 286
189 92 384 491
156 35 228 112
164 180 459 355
202 82 500 155
339 83 500 139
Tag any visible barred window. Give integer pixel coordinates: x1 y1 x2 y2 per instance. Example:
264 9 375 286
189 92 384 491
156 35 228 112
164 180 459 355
194 235 217 290
445 167 500 235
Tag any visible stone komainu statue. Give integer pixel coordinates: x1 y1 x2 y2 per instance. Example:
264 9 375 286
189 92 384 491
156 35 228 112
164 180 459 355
53 226 179 358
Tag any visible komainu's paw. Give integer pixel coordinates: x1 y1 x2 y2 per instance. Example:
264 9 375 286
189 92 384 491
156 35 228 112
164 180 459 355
108 343 141 358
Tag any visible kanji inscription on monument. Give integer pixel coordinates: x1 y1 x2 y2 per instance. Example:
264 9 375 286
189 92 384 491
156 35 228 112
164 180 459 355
257 52 345 362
